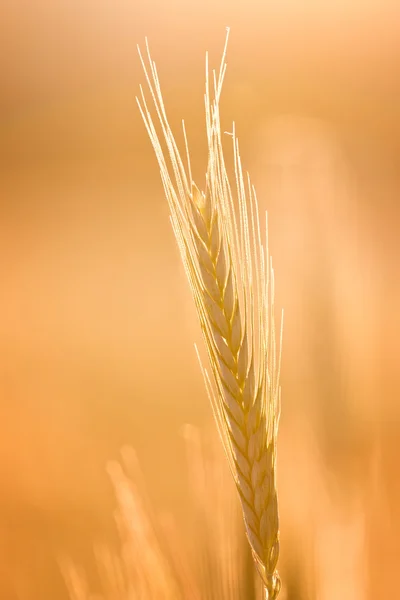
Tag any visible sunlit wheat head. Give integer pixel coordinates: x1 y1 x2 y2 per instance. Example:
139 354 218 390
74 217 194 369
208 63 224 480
137 29 283 599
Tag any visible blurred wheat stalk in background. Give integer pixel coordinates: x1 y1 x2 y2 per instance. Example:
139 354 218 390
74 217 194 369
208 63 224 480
137 29 283 599
59 422 372 600
60 428 263 600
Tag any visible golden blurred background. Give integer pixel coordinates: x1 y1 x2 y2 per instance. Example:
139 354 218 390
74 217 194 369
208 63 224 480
1 1 399 598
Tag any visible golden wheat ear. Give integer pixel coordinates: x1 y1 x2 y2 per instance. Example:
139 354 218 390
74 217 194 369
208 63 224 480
137 29 283 600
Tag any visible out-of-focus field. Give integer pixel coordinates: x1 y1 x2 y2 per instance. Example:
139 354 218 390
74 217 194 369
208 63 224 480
0 1 399 598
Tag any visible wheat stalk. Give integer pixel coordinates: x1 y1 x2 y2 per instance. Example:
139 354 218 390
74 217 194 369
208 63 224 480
137 29 283 599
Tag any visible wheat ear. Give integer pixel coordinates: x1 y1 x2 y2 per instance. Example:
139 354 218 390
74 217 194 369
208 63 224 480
137 29 283 599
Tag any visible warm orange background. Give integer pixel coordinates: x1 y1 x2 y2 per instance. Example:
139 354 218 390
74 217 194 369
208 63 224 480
1 1 399 598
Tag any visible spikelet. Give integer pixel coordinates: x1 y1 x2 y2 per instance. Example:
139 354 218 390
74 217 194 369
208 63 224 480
137 29 283 599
